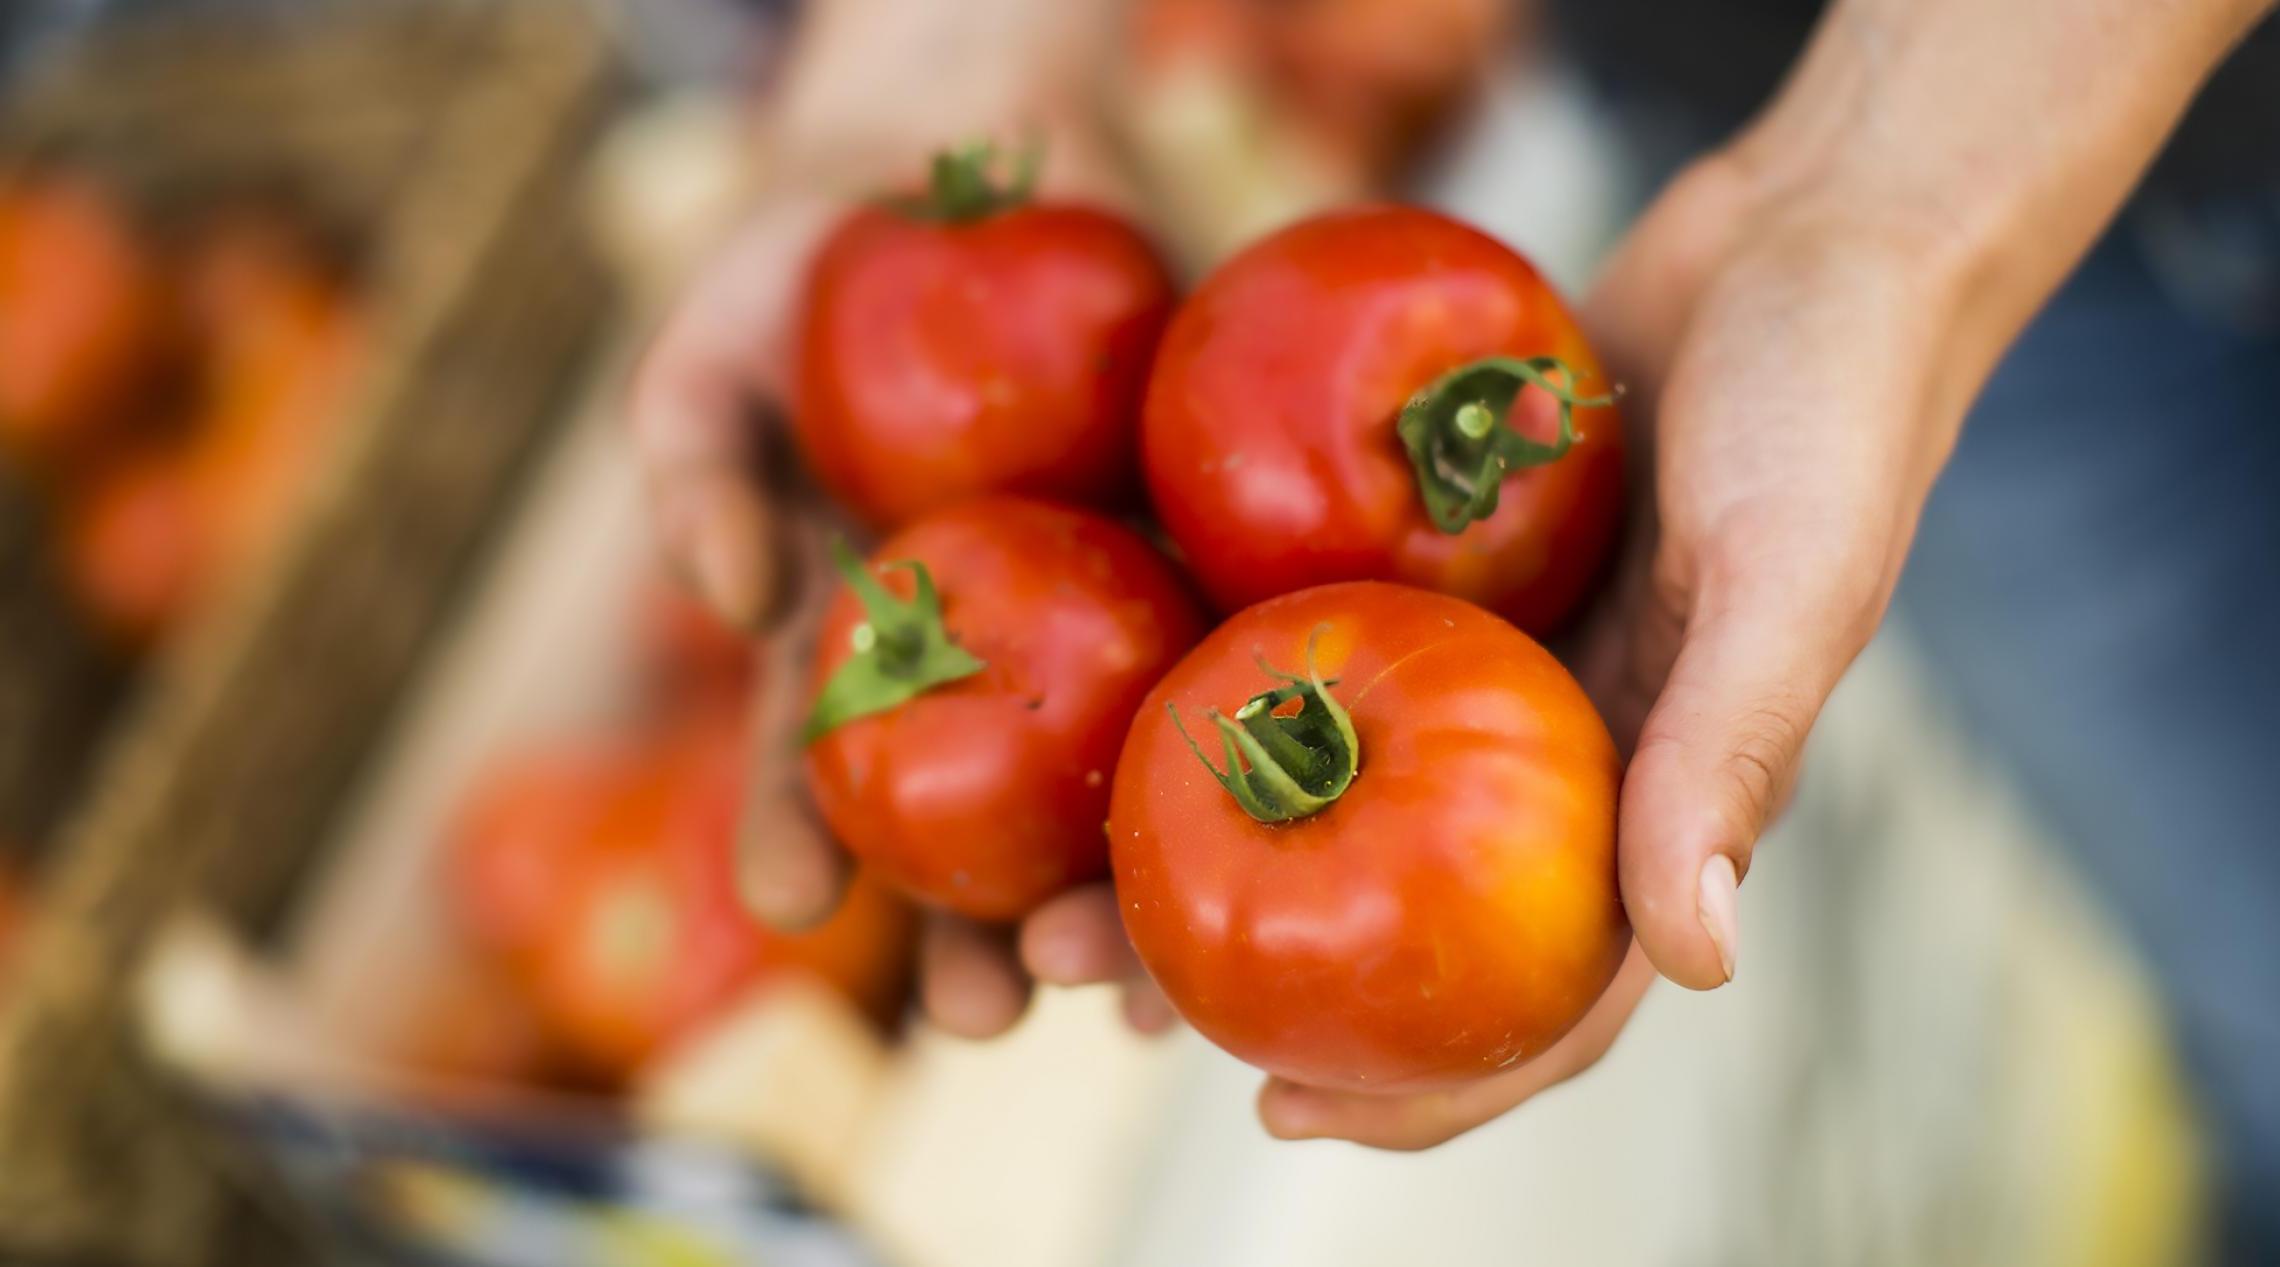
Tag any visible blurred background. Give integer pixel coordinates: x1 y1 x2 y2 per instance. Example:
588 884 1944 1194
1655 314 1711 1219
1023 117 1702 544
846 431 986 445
0 0 2220 1264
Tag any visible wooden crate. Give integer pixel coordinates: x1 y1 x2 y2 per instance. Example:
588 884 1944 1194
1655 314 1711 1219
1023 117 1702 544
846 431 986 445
0 4 617 1261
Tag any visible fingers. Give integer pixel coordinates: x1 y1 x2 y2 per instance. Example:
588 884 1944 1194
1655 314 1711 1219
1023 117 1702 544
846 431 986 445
628 197 841 629
920 913 1033 1039
1120 978 1179 1036
1257 944 1655 1149
1018 884 1140 984
1019 884 1180 1037
736 523 849 930
1618 545 1879 990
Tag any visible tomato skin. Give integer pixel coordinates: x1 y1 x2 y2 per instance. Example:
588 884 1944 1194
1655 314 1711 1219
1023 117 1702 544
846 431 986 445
792 203 1176 530
1142 205 1623 634
515 724 914 1083
59 451 208 646
804 497 1206 921
0 177 174 466
446 737 641 963
1109 581 1625 1092
53 214 361 648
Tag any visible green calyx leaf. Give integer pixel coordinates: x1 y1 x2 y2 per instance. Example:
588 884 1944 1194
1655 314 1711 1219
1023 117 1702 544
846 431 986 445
802 539 987 744
1395 355 1619 534
1170 626 1359 825
889 139 1042 224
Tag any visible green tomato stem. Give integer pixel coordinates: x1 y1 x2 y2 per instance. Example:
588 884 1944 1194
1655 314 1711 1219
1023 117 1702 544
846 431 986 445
890 139 1042 224
802 539 987 743
1395 355 1619 534
1171 627 1359 824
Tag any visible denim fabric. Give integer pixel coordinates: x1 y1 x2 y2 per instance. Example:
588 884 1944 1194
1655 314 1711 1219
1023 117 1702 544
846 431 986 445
1896 225 2280 1264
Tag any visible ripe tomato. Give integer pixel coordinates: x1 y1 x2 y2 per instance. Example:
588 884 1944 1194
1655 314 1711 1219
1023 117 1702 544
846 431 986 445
792 145 1176 529
58 450 207 646
803 496 1205 920
177 216 363 566
1110 581 1625 1092
516 721 914 1083
1142 205 1623 634
445 737 641 963
53 218 361 648
0 175 174 467
1129 0 1503 182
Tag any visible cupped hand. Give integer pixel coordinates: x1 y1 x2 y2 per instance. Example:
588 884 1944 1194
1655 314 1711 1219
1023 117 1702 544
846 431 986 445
1264 152 1989 1147
628 184 1172 1042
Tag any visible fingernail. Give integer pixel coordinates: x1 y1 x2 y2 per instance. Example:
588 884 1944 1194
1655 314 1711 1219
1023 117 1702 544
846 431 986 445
1698 854 1740 984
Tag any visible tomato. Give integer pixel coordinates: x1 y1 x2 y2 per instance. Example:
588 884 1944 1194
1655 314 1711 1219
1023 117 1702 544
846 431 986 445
58 450 207 646
516 723 914 1083
177 215 363 565
55 221 362 647
445 737 641 963
0 175 174 467
1142 204 1623 634
792 145 1177 529
1110 581 1625 1092
1129 0 1503 181
803 496 1205 920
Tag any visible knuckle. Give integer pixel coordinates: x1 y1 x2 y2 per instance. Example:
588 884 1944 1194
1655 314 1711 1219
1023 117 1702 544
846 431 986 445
1721 698 1808 842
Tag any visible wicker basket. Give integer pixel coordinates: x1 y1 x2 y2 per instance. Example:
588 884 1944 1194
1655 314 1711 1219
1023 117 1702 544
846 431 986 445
0 4 617 1261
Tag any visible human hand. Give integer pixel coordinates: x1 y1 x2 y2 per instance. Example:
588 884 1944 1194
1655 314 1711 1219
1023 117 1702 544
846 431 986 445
630 194 1177 1041
1259 151 1989 1146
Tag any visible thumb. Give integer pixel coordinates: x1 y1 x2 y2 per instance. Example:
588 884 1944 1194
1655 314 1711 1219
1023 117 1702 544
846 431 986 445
1618 548 1880 990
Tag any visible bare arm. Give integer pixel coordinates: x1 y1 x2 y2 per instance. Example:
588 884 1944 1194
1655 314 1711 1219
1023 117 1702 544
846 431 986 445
1266 0 2278 1147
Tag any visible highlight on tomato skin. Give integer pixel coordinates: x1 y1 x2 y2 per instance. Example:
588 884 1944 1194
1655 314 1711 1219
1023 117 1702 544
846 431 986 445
790 145 1179 531
1108 580 1627 1094
1140 203 1625 635
801 495 1208 922
451 718 916 1087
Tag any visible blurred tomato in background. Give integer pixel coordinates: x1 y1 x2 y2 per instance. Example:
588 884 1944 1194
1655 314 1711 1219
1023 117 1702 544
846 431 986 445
1127 0 1509 184
454 715 914 1087
0 173 176 471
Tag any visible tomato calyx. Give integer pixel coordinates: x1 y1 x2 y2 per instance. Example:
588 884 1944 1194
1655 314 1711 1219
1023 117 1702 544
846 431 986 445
889 140 1042 224
1170 627 1359 824
1396 355 1617 534
803 539 987 742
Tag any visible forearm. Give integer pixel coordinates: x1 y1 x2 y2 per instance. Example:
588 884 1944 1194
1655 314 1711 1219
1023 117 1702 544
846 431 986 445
1732 0 2273 390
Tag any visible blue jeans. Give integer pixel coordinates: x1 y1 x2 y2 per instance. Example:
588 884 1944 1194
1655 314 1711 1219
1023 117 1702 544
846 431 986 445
1896 225 2280 1263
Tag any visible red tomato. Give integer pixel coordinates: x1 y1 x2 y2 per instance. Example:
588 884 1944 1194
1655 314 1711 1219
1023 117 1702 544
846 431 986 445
53 218 361 648
177 216 363 566
445 737 641 963
1142 205 1623 634
58 451 208 646
519 725 914 1083
1129 0 1504 181
792 146 1177 529
0 175 174 466
803 497 1206 920
1110 581 1625 1092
